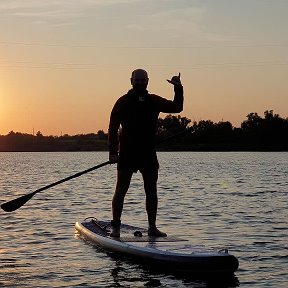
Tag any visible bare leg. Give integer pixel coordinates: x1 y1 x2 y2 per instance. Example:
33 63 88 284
141 169 167 237
110 169 133 237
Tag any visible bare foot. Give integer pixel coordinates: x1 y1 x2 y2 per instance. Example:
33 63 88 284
148 227 167 237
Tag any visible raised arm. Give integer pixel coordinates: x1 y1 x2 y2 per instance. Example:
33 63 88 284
153 73 184 113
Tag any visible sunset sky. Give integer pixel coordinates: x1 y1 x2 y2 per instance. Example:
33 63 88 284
1 0 287 136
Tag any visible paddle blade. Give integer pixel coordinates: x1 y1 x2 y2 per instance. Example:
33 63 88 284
1 192 36 212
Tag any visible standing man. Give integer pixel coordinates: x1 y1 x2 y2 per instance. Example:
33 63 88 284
108 69 183 237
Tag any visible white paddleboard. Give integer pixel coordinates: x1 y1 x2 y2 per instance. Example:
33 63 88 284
75 217 239 274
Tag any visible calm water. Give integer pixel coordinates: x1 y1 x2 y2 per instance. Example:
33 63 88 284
0 152 287 287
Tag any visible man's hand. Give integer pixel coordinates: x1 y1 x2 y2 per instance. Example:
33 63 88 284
167 73 181 86
109 154 119 164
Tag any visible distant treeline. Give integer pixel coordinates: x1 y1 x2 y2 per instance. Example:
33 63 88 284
1 110 288 152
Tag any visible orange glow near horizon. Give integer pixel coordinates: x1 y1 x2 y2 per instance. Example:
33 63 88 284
0 1 287 136
1 66 288 136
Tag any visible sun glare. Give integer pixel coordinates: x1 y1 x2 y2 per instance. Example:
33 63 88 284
0 82 8 134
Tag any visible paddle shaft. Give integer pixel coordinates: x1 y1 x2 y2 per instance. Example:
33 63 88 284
33 160 110 194
1 161 110 212
1 128 193 212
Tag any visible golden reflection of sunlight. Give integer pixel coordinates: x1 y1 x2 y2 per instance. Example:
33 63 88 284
74 229 80 239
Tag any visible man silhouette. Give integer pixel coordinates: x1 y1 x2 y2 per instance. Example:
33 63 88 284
108 69 183 237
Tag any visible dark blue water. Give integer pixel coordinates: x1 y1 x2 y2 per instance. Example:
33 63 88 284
1 152 287 287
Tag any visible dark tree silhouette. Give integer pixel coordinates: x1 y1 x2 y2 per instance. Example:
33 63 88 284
0 111 287 151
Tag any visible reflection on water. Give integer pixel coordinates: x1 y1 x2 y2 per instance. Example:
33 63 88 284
104 253 239 288
75 230 239 287
0 152 287 287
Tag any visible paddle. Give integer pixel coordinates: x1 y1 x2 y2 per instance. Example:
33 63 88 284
1 127 194 213
1 160 111 212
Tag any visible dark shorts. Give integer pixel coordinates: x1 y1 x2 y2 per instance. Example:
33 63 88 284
117 153 159 173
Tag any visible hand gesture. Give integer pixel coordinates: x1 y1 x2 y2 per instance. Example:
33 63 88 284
167 73 181 86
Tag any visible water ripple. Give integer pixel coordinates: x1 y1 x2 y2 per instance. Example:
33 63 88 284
0 152 287 287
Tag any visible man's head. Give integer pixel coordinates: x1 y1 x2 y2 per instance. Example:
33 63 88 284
130 69 149 92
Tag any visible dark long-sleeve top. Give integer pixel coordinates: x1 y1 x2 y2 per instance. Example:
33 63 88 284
108 85 183 157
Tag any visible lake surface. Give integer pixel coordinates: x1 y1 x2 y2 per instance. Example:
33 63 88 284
0 152 287 287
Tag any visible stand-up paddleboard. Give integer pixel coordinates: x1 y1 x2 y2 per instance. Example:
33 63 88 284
75 217 239 274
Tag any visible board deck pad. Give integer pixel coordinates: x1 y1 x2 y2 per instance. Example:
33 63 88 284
83 218 187 242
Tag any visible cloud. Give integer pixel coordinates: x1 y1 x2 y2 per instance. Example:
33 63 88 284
125 3 233 43
0 0 227 42
0 0 141 20
126 5 210 41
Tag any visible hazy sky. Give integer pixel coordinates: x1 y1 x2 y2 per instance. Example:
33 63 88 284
1 0 287 135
